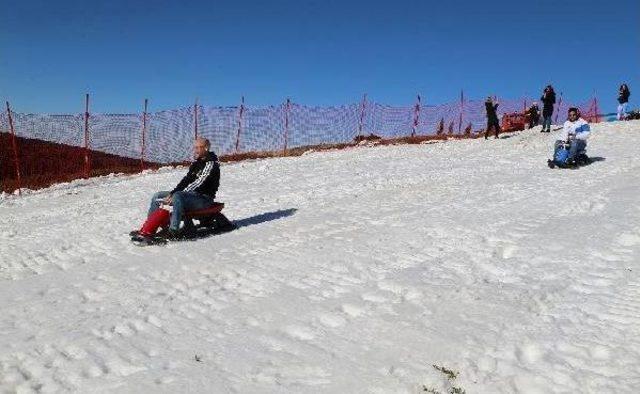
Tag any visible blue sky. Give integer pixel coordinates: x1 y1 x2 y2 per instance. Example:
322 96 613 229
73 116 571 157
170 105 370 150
1 0 638 113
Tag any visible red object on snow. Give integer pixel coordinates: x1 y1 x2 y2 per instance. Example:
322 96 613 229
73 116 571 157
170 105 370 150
140 208 170 236
137 202 227 236
501 112 527 132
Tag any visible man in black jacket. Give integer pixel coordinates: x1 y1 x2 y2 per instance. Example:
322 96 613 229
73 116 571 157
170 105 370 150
485 96 500 139
540 85 556 132
147 137 220 236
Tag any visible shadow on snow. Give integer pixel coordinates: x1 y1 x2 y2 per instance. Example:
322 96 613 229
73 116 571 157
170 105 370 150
233 208 298 229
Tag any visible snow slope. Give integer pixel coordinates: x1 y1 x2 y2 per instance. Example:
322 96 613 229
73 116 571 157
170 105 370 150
1 121 639 393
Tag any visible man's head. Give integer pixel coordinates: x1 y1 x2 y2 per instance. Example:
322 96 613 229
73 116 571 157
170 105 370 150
567 107 580 121
194 137 210 159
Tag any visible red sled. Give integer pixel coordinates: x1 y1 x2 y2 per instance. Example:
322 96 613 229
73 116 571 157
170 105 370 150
183 202 235 233
131 202 235 244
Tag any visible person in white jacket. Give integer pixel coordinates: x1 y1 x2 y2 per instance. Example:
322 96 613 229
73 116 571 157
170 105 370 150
555 107 591 164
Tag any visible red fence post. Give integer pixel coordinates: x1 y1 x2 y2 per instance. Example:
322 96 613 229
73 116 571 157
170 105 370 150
358 93 367 138
5 101 21 195
194 98 199 140
235 96 245 153
458 90 464 134
523 97 528 129
554 92 563 124
84 93 91 179
411 95 421 137
140 98 148 171
283 98 290 153
589 91 599 123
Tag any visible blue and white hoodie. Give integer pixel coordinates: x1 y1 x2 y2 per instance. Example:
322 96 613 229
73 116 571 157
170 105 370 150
560 117 591 141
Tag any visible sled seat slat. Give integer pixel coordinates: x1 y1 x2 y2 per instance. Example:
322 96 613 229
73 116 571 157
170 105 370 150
184 202 225 219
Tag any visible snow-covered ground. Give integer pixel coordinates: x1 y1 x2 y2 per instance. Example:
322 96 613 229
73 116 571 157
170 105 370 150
1 121 639 393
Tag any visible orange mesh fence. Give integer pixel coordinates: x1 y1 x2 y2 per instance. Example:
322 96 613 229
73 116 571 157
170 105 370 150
0 96 601 194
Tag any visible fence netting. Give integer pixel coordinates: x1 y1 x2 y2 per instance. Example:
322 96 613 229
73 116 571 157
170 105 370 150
0 96 599 192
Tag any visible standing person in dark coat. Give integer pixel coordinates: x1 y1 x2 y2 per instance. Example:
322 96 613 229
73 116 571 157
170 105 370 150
617 83 631 120
484 96 500 139
528 102 540 129
540 85 556 132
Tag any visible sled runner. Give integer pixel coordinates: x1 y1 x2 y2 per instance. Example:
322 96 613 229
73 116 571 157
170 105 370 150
130 202 235 246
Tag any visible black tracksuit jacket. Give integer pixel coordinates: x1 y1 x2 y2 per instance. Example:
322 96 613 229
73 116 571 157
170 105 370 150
171 152 220 199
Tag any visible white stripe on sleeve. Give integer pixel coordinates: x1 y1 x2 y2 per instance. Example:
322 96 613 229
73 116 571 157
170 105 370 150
184 161 213 192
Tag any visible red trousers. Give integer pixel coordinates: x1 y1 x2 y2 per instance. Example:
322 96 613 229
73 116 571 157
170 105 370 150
140 208 170 236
